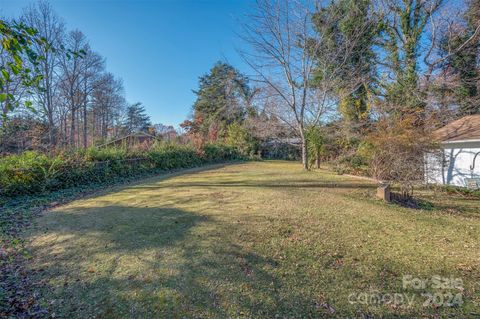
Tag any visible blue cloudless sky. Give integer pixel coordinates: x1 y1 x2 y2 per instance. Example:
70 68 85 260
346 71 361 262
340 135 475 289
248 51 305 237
0 0 253 127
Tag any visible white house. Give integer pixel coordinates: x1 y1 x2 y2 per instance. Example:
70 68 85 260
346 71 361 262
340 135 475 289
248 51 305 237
425 115 480 188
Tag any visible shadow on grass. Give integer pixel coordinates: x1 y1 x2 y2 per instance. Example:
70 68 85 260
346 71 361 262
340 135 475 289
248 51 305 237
27 205 476 318
23 162 478 318
27 205 314 318
130 180 376 190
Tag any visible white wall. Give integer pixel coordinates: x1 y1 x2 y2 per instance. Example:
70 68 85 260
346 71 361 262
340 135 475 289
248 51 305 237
425 141 480 187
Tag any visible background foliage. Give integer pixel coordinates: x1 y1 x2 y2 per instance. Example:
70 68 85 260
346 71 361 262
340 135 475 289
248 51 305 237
0 142 244 197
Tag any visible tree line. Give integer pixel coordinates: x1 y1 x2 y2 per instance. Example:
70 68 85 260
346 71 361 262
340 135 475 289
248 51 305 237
2 0 480 193
181 0 479 193
0 1 157 152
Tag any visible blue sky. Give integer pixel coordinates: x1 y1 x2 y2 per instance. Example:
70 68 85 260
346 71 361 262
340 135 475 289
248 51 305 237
0 0 253 127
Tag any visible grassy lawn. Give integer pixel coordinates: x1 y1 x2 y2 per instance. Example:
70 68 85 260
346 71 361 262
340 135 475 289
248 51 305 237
25 161 479 318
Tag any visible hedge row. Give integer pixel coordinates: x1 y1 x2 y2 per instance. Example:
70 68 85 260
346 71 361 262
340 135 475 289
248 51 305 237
0 143 242 197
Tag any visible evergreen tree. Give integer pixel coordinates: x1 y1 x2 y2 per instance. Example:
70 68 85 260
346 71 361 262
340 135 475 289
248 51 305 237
382 0 442 112
311 0 378 127
439 0 479 115
123 102 151 134
191 61 251 141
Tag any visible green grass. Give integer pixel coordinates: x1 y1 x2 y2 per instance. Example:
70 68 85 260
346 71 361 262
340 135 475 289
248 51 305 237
24 161 480 318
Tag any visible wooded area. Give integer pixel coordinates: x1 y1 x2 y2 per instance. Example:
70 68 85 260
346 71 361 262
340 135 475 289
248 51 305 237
183 0 480 194
1 0 480 192
0 1 161 152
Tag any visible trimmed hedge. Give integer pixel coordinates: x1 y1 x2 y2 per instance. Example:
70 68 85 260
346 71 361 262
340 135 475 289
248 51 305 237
0 143 242 197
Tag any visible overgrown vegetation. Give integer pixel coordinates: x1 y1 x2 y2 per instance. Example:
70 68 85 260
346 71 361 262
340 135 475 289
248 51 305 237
0 143 243 197
0 142 245 317
2 0 480 183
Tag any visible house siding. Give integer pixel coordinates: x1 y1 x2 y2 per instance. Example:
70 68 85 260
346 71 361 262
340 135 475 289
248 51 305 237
425 141 480 187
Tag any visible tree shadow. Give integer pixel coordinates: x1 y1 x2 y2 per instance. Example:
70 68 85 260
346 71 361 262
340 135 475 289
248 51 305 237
130 180 376 190
25 205 314 318
25 201 478 318
28 206 208 254
74 162 235 199
23 163 477 318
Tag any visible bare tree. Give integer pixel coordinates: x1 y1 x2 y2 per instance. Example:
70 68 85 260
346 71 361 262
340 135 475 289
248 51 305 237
422 0 480 116
240 0 316 168
79 47 104 147
423 1 480 80
240 0 368 169
58 30 87 147
91 72 125 141
1 2 133 152
22 1 65 147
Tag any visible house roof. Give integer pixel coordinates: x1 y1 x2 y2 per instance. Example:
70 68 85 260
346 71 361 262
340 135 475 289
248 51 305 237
264 137 302 145
433 115 480 143
98 133 159 148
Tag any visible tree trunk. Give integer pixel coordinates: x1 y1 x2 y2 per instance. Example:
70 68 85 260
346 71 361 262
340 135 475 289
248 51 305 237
47 111 56 148
316 150 320 169
63 115 68 146
70 106 76 147
44 67 56 148
83 102 88 148
77 110 81 147
301 135 308 170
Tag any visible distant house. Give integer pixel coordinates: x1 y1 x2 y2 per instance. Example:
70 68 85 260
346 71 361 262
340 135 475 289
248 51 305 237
99 133 159 149
425 115 480 188
261 137 302 159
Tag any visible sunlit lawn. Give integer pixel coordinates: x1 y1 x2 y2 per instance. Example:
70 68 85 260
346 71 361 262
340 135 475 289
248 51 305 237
25 161 480 318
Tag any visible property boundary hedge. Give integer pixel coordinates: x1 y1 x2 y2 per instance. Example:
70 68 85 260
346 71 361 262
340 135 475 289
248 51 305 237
0 143 242 197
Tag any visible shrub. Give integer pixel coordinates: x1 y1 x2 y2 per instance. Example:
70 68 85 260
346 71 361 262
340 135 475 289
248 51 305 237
82 146 129 162
203 143 242 162
330 140 373 176
0 151 64 195
148 143 200 170
0 142 244 197
437 184 480 198
362 113 437 196
225 123 257 157
306 126 325 169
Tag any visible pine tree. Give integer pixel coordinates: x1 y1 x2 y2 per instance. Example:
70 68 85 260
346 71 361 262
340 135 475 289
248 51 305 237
123 102 151 134
191 62 251 141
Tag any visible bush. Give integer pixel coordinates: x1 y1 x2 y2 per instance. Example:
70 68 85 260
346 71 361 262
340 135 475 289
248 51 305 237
332 150 370 176
225 123 257 157
0 142 243 197
203 143 242 162
148 143 201 170
0 151 65 195
328 139 374 176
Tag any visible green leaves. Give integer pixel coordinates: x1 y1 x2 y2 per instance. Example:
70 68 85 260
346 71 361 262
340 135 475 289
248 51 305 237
0 144 240 197
0 18 85 123
0 19 42 112
1 69 10 81
191 62 251 140
24 100 34 111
